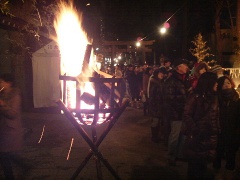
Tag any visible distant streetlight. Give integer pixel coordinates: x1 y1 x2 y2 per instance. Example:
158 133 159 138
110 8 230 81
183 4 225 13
136 41 141 47
160 27 167 34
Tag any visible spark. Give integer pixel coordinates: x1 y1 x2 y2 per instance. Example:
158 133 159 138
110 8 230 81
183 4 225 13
38 125 45 143
36 8 42 26
67 138 74 160
0 87 4 92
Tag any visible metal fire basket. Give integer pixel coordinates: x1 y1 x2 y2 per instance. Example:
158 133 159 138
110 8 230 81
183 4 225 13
57 46 129 180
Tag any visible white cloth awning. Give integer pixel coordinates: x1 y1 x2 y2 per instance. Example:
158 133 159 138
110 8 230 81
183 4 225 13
32 41 61 108
32 56 61 108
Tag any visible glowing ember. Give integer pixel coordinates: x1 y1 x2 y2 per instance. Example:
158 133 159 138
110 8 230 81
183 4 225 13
38 125 45 143
67 138 74 160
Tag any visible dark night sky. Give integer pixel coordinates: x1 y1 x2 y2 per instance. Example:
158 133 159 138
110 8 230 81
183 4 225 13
100 0 215 59
100 0 215 41
103 0 185 40
76 0 221 41
76 0 236 60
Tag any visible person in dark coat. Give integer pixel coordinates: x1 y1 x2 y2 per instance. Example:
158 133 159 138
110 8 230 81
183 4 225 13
213 76 240 174
132 66 142 100
0 73 29 179
124 64 134 100
189 61 209 90
163 59 191 166
142 67 153 115
128 66 142 108
148 67 166 143
182 72 220 180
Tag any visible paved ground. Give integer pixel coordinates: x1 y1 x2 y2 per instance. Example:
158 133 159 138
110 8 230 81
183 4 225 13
0 105 240 180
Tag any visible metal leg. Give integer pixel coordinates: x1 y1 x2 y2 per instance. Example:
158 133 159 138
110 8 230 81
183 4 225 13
57 100 129 180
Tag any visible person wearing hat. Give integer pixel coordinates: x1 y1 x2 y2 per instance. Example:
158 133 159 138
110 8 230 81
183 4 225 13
164 59 172 71
210 64 223 78
163 58 191 166
142 66 153 115
148 67 167 143
123 64 134 101
189 62 209 90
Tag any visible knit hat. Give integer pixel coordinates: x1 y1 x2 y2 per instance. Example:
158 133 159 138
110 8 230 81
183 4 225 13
173 59 188 68
153 67 167 78
210 65 222 73
192 62 209 78
145 67 153 75
164 58 171 64
159 66 167 74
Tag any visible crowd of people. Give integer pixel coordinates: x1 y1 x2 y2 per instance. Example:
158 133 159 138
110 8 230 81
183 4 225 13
0 60 239 179
103 59 240 180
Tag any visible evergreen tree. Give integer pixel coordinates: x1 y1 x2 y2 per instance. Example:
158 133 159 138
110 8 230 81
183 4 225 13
189 33 214 63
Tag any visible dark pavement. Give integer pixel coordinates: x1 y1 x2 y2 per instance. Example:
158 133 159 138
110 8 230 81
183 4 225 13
0 105 240 180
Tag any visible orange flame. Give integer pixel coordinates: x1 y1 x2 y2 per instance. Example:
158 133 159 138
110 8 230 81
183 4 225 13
54 1 94 109
54 1 90 76
54 1 108 124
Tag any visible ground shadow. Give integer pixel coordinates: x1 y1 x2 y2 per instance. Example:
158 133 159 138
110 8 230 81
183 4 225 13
130 164 183 180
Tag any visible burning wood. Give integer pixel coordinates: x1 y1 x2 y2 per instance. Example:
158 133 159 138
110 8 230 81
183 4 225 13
79 92 95 105
59 42 124 113
94 70 122 99
82 44 92 74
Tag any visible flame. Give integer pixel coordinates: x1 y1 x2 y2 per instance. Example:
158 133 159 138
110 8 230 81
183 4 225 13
54 1 90 108
54 1 90 76
54 1 108 124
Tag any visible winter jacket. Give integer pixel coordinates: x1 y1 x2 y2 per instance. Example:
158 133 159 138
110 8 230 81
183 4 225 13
218 89 240 150
163 70 190 121
148 77 164 118
142 73 151 95
0 88 23 152
182 92 220 160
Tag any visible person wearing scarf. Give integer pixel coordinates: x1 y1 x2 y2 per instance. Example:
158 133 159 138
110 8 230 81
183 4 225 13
182 72 220 179
213 76 240 179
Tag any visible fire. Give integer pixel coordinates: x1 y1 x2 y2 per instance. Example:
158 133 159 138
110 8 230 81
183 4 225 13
54 1 92 107
54 1 109 124
54 1 90 76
